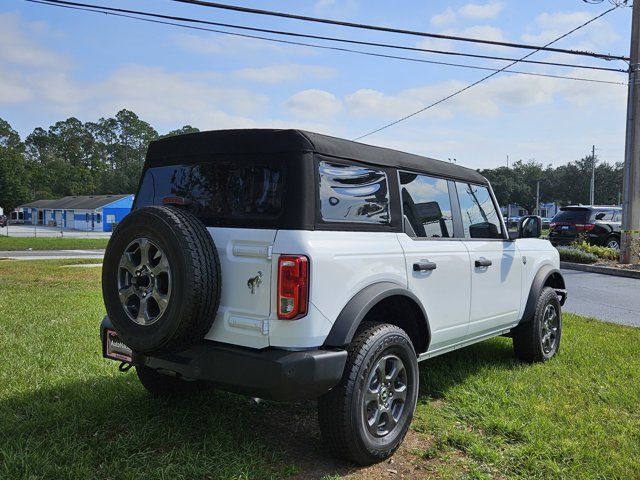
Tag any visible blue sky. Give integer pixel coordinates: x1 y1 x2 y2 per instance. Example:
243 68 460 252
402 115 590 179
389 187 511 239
0 0 632 169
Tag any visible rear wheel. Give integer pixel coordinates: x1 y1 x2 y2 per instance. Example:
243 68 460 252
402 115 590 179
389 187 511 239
136 365 211 397
606 235 620 251
317 322 419 465
513 287 562 363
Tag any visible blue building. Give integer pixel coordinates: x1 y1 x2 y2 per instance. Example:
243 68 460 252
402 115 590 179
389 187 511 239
18 194 134 232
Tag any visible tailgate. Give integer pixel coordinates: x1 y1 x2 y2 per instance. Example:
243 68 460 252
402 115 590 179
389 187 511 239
204 227 276 348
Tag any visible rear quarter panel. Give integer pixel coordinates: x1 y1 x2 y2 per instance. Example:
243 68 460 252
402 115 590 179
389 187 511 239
270 230 407 348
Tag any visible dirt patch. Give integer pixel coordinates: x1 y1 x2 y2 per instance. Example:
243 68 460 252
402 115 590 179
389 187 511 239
250 399 462 480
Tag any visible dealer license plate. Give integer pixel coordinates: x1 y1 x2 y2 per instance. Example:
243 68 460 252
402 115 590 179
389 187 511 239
104 329 133 362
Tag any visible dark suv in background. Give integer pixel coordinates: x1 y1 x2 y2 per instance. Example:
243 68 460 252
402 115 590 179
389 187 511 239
548 206 622 250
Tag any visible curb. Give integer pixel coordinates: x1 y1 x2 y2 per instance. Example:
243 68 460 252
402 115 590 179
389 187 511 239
560 261 640 279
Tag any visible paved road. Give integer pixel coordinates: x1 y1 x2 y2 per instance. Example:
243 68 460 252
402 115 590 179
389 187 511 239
0 225 111 238
561 268 640 327
0 249 105 260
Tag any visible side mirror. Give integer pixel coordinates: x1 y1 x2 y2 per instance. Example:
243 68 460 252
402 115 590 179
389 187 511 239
518 215 542 238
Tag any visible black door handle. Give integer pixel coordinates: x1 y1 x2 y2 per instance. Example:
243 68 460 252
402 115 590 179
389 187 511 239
413 262 437 272
475 257 492 268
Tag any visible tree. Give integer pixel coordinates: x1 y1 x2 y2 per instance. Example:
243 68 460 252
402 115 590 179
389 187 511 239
90 109 158 194
0 118 30 211
161 125 200 138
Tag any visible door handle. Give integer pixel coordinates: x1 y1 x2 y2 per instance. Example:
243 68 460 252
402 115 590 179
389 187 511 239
413 261 437 272
475 257 492 268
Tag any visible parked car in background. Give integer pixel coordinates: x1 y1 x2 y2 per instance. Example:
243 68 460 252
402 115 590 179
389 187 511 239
548 206 622 250
0 215 6 227
541 217 552 229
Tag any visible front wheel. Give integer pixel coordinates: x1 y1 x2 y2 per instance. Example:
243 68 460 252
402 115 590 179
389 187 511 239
513 287 562 363
317 322 419 465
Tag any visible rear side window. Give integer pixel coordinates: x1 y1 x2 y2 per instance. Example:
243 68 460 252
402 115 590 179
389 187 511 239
456 182 503 239
552 209 590 223
400 172 453 238
318 161 390 224
137 163 284 220
593 209 615 221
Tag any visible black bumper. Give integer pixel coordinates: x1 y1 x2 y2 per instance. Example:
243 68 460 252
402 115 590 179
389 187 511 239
100 317 347 402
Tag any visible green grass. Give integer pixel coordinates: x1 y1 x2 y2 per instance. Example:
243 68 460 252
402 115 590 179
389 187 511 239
0 261 639 479
0 236 109 251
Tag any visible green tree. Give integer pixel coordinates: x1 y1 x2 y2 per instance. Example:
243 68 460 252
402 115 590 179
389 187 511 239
0 119 30 212
161 125 200 138
90 109 158 194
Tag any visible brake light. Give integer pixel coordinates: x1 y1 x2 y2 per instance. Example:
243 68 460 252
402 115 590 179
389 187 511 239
277 255 309 320
575 223 595 232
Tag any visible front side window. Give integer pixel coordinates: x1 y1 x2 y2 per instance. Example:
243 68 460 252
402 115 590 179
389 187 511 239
456 182 503 239
400 172 453 238
318 161 390 224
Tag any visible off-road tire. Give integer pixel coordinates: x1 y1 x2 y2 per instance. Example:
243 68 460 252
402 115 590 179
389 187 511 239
513 287 562 363
317 322 419 465
135 365 211 396
102 206 221 355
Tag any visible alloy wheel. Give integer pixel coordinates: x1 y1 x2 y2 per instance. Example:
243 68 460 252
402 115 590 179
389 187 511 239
118 237 171 325
363 354 408 437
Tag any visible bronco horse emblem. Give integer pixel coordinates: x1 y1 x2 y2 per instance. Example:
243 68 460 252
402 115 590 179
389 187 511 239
247 271 263 294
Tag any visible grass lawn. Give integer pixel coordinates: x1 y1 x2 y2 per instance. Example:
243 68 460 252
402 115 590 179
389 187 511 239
0 236 109 251
0 260 638 479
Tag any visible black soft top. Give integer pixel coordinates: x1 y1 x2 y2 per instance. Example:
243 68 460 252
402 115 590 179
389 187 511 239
146 129 488 185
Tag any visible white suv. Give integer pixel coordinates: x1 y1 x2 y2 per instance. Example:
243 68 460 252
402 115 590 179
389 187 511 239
101 129 567 465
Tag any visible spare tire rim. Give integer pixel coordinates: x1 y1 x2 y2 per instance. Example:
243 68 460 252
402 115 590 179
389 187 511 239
118 237 171 326
363 354 408 437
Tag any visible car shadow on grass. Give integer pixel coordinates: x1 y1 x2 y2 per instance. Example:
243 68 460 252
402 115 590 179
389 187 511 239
0 338 517 480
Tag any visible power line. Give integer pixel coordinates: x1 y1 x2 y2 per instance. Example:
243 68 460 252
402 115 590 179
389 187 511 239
29 0 628 86
32 0 628 74
172 0 630 62
353 4 621 141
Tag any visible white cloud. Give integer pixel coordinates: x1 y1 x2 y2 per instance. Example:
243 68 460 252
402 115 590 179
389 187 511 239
431 7 457 26
522 11 619 46
285 89 343 120
233 64 336 84
172 33 311 57
430 2 504 27
459 2 504 20
458 25 506 42
0 13 70 69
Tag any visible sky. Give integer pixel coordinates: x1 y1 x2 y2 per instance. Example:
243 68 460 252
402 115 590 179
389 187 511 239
0 0 633 169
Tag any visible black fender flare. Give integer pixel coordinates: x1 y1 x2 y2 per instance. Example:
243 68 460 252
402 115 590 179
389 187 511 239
520 265 566 324
322 282 431 352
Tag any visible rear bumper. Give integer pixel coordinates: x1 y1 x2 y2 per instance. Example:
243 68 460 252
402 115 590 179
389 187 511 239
100 317 347 401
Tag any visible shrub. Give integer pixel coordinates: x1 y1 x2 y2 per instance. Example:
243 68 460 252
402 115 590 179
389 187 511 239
556 247 598 264
570 239 619 261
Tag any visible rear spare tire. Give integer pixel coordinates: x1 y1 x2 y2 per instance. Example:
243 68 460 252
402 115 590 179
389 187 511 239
102 206 221 355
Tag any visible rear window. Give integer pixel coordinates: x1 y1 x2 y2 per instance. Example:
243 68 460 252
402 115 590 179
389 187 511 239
318 161 390 224
136 163 284 221
552 208 590 223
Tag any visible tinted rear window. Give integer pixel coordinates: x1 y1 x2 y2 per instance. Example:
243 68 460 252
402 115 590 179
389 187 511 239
552 209 590 223
136 163 284 220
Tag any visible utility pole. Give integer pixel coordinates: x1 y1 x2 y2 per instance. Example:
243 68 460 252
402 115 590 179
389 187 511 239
536 179 540 216
590 145 596 206
622 0 640 264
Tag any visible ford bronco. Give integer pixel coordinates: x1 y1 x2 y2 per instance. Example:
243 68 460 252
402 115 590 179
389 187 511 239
101 129 566 465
